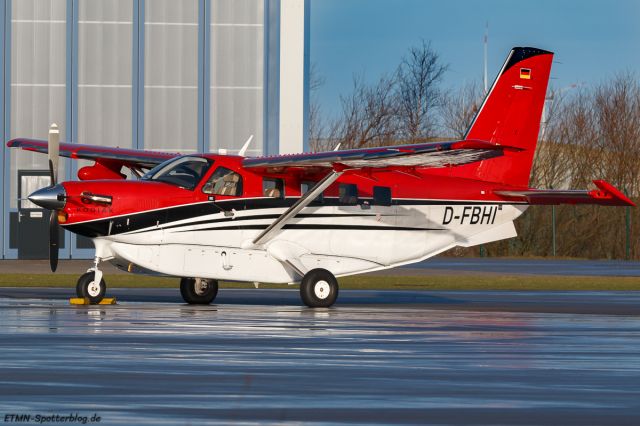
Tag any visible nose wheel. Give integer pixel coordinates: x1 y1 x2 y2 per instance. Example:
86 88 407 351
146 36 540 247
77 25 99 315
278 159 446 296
76 271 107 304
300 268 339 308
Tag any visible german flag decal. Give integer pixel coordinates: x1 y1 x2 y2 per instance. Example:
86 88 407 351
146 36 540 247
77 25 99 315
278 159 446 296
520 68 532 79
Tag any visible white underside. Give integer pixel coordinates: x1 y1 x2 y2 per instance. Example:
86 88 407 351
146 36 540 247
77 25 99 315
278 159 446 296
91 203 528 283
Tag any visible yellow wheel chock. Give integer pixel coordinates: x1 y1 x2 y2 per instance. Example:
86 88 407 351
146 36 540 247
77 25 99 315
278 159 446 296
69 297 117 305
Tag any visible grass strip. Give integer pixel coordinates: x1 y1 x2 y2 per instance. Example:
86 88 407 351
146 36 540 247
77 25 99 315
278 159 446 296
0 273 639 291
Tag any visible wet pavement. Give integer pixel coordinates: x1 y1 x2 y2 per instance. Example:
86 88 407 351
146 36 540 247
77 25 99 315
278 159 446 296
1 290 639 425
417 257 640 276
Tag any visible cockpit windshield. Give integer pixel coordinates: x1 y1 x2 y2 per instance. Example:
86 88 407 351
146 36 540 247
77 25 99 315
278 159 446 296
141 156 213 190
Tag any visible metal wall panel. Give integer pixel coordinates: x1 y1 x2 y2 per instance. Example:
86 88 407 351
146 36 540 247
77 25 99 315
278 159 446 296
9 0 66 209
144 0 198 153
2 0 285 258
210 0 263 155
77 0 132 148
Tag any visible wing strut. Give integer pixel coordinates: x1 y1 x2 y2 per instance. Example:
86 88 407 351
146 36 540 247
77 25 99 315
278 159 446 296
251 170 344 246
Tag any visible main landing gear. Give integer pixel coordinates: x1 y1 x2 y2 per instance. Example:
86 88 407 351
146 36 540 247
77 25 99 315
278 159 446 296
75 257 107 304
177 270 339 308
180 278 219 304
299 268 339 308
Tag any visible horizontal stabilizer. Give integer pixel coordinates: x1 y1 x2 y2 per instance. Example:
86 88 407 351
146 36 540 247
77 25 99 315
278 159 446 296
495 180 635 207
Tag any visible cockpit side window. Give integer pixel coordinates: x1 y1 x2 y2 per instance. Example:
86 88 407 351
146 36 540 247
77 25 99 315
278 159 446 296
202 167 243 196
141 156 212 190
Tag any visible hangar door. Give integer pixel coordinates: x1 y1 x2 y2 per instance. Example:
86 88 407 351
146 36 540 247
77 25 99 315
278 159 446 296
16 171 64 259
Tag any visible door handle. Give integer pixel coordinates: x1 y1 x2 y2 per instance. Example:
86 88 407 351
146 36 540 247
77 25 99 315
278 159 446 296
221 251 233 270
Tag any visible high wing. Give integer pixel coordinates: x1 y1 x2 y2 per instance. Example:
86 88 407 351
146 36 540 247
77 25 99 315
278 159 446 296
243 138 519 250
7 138 176 169
243 139 519 171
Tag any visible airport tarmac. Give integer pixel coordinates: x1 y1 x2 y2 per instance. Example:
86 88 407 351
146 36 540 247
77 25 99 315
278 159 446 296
1 289 639 425
3 257 640 276
416 258 640 276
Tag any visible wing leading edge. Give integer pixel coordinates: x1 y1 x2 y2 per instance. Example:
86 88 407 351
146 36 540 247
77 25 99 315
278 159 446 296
7 138 176 169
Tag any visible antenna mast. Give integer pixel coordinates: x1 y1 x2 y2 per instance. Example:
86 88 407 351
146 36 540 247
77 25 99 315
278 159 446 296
483 22 489 94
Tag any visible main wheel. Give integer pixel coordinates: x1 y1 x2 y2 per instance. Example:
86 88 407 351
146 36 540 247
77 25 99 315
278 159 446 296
76 272 106 304
300 269 339 308
180 277 219 304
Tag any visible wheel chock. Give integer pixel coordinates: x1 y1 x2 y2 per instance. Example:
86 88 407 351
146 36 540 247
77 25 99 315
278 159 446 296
69 297 117 305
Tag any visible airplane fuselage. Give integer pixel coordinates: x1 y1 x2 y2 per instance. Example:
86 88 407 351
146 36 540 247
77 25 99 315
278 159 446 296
69 193 528 283
46 154 531 283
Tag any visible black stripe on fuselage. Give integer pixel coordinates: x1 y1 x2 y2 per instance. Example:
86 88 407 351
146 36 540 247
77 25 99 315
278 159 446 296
65 202 222 238
173 224 444 232
159 213 387 233
63 197 513 238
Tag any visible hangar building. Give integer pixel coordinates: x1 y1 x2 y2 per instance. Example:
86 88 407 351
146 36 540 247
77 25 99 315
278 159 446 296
1 0 309 260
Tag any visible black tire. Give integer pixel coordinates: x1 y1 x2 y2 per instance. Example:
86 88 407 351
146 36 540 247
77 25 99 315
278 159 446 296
180 277 219 304
300 269 339 308
76 272 106 304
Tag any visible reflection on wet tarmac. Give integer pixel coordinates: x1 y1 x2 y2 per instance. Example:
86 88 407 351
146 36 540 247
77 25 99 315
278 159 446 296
0 295 639 425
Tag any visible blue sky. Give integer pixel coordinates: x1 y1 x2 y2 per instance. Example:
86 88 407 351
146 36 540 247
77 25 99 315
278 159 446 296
310 0 640 117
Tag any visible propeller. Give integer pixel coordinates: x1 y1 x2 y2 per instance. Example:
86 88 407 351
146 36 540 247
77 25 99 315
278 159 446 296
27 124 62 272
47 123 60 272
49 209 59 272
49 123 59 184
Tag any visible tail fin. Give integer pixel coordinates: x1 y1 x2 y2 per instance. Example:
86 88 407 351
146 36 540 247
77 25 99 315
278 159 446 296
455 47 553 186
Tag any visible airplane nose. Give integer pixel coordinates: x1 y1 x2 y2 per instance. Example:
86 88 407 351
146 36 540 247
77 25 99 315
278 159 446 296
28 184 66 210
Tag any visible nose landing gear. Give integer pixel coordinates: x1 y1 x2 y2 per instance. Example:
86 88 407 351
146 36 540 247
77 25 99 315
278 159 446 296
76 271 107 304
75 257 107 304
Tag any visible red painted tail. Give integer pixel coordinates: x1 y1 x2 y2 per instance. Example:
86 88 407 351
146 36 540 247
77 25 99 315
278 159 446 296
455 47 553 186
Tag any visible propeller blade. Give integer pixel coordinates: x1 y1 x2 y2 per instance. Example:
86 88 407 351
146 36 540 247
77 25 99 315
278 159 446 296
48 123 60 185
49 210 59 272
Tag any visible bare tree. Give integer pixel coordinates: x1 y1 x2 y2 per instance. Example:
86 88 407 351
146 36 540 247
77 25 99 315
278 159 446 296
322 40 448 149
309 62 327 152
440 81 483 139
395 40 448 142
520 74 639 259
327 74 398 149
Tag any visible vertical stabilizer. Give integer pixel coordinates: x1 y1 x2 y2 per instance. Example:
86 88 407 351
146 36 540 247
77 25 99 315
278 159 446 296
457 47 553 186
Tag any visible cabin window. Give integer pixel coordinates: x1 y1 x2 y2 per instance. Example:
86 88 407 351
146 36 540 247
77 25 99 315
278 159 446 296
373 186 392 206
263 178 284 198
301 181 324 204
339 183 358 205
202 167 242 196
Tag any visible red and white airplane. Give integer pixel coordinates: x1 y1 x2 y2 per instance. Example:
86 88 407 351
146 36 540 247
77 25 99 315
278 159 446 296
8 47 634 307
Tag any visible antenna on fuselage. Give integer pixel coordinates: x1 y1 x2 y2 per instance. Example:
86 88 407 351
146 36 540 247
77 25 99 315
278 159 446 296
333 142 341 151
238 134 254 157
